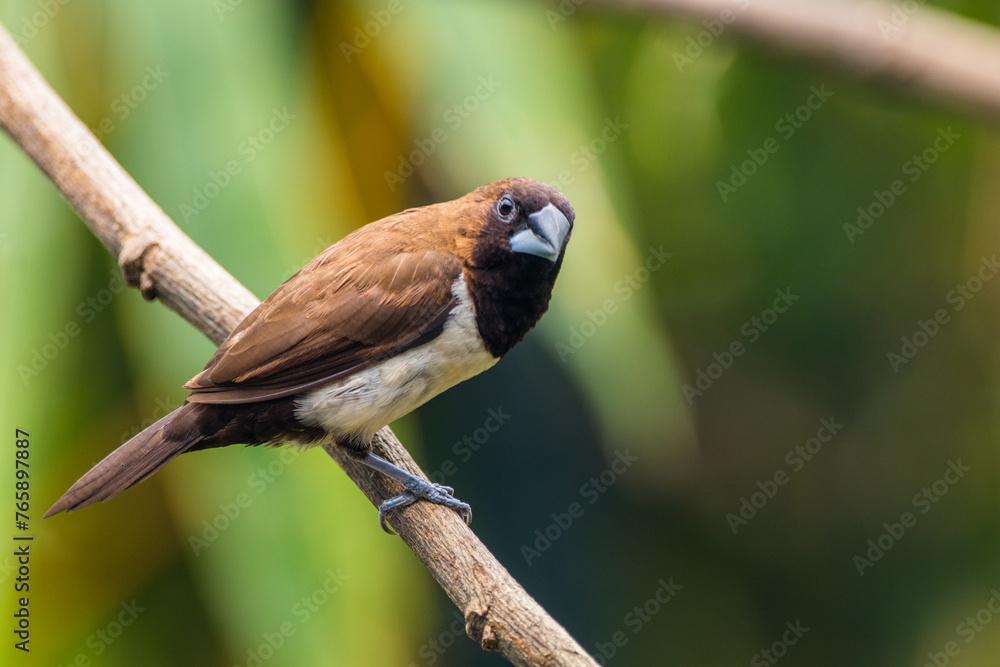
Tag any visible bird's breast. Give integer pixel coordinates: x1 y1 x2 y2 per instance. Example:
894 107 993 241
293 274 497 444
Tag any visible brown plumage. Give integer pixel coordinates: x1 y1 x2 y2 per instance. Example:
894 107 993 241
45 178 574 527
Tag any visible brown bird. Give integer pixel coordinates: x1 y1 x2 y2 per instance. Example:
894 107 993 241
45 177 574 531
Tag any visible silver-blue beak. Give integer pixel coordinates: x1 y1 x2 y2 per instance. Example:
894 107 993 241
509 203 570 263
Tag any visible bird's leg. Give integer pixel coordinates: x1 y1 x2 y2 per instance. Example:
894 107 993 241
356 452 472 534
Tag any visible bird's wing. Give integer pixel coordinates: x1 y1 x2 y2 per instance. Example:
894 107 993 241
184 248 463 404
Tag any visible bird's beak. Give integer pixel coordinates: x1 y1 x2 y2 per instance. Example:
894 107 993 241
510 204 571 263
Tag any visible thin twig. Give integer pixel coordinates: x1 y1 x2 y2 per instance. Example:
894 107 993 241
0 23 596 667
595 0 1000 124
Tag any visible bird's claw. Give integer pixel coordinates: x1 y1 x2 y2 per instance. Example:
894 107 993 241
377 479 472 534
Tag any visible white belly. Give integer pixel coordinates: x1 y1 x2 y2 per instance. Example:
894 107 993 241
294 275 497 444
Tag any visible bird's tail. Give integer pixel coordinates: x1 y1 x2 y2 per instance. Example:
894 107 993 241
44 402 207 517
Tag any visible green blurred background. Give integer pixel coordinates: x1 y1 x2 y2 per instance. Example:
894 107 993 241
3 0 1000 665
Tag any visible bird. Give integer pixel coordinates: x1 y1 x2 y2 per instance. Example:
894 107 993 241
44 177 574 532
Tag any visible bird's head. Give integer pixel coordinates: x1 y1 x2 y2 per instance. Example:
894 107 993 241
440 178 575 356
451 177 574 275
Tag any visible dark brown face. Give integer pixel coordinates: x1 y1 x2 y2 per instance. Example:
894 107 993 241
460 178 575 357
464 178 574 270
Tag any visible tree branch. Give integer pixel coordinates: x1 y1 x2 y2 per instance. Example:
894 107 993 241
597 0 1000 124
0 24 595 667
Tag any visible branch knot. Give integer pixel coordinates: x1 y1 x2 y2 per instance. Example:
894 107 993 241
118 237 160 300
465 602 498 651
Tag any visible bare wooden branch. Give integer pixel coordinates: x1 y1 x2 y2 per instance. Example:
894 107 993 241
597 0 1000 124
0 24 595 667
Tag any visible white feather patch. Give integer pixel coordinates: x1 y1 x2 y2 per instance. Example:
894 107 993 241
294 274 497 443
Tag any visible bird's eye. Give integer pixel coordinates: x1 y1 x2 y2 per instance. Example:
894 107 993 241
495 195 516 223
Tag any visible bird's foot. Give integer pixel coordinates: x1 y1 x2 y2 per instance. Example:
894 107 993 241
378 480 472 534
357 451 473 534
